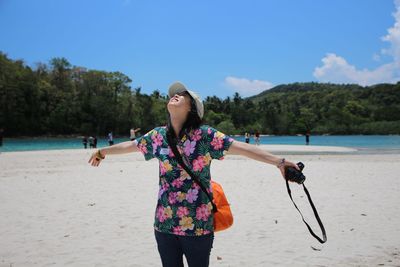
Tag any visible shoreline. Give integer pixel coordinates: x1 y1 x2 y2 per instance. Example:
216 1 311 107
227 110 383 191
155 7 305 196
3 133 400 138
3 144 400 155
2 135 400 154
0 144 359 155
3 144 400 156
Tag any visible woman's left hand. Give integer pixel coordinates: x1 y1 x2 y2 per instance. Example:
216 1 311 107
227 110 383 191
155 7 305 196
88 150 105 167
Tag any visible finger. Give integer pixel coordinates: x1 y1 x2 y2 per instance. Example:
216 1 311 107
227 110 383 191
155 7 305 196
89 154 97 164
288 161 300 170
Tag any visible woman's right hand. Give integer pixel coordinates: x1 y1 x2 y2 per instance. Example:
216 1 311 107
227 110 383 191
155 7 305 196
277 158 300 181
88 150 105 167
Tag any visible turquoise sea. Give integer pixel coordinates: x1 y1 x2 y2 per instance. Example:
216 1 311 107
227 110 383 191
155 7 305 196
1 135 400 153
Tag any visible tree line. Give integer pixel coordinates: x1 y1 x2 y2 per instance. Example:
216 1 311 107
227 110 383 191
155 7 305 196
1 52 399 137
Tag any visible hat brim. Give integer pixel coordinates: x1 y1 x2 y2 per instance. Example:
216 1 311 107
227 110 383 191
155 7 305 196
168 82 204 119
168 82 187 98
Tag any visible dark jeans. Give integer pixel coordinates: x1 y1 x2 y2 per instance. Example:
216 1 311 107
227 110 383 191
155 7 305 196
154 230 214 267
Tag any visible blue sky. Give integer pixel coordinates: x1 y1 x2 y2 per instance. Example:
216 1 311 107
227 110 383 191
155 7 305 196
1 0 399 97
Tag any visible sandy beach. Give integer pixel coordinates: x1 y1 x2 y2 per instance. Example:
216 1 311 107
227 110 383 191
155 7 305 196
1 146 399 267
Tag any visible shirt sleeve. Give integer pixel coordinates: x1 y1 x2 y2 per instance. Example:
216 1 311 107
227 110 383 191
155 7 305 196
204 126 234 160
135 128 158 161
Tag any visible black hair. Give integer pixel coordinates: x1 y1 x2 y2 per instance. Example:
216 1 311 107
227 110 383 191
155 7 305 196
167 94 203 139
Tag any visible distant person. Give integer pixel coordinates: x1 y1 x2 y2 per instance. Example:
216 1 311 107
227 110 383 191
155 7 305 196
82 136 88 149
94 136 98 148
89 136 94 148
255 130 260 146
108 132 114 146
306 132 310 145
0 128 3 147
130 127 141 141
245 132 250 144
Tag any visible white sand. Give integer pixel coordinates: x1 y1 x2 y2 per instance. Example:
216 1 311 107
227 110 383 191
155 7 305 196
259 144 357 153
0 147 399 267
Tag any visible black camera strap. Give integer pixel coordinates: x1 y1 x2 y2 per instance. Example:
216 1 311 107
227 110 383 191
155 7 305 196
286 180 327 244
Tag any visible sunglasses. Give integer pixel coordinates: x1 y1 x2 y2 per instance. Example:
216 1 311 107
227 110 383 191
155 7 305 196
171 91 189 98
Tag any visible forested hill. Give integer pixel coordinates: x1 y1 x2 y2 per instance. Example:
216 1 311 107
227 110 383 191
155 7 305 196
1 52 399 137
241 82 400 135
250 82 365 97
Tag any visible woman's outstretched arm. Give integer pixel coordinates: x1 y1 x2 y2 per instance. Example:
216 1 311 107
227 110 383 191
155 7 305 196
227 140 299 178
88 140 139 166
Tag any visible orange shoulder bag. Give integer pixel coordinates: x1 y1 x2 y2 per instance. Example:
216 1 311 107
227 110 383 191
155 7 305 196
211 180 234 232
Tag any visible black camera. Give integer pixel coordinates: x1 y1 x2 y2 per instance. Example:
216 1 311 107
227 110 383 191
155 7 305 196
285 162 306 184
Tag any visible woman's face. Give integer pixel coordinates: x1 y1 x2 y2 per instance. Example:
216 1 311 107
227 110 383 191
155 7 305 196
167 91 192 116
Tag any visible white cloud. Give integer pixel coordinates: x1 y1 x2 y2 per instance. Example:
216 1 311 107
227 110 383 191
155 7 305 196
314 0 400 86
372 53 381 61
224 76 274 96
313 53 399 85
382 0 400 62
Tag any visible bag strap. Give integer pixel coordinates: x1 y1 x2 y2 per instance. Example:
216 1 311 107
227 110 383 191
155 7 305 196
286 180 327 243
166 131 217 212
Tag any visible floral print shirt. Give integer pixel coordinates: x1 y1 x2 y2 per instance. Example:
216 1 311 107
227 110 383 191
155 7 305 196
135 125 233 236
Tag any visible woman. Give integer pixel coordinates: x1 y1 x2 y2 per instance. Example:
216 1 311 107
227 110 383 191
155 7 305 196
88 81 299 267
